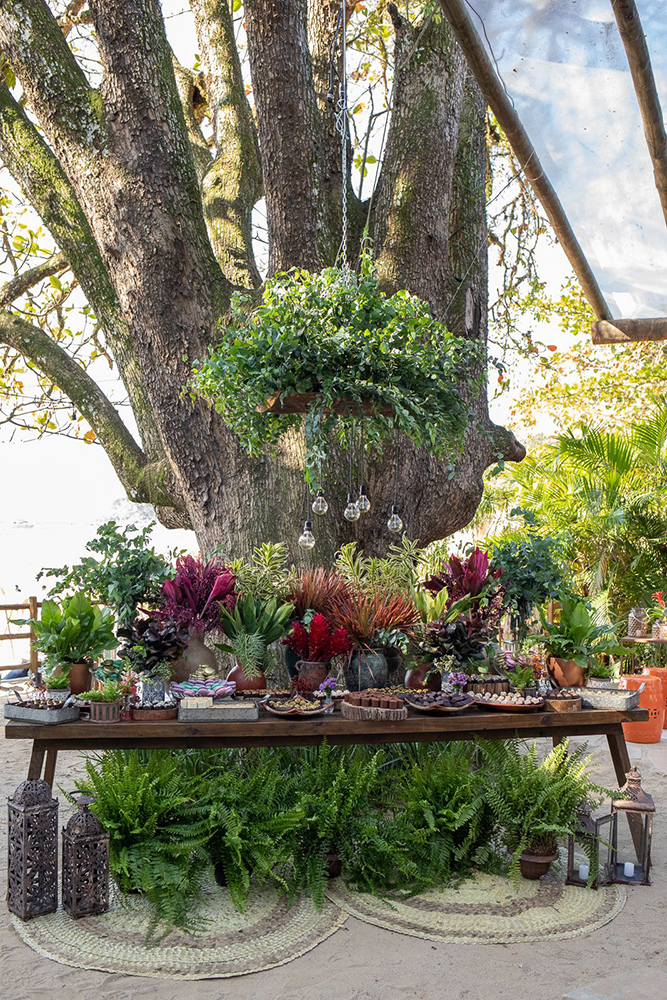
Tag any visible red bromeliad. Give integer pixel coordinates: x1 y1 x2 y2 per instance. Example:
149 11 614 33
423 546 501 601
284 613 351 662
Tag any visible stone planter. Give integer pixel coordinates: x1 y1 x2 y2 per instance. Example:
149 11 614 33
344 649 388 691
45 687 70 704
136 676 168 705
519 850 557 880
549 657 585 688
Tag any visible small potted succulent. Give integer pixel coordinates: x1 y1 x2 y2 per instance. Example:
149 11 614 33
18 592 116 695
217 595 295 690
43 670 71 703
156 555 237 680
283 613 351 693
81 681 124 723
529 593 625 687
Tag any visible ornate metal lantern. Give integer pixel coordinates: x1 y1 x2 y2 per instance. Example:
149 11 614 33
7 779 58 920
62 791 110 918
565 802 603 888
603 765 654 886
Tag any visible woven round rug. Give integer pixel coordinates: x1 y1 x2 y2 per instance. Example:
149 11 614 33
325 871 626 944
11 885 348 979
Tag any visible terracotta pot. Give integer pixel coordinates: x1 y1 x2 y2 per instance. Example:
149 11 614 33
642 667 667 729
549 657 585 688
405 663 441 691
326 849 342 879
519 850 557 880
171 630 218 683
344 649 388 691
66 662 92 696
89 700 121 723
621 674 664 743
226 663 267 691
295 660 329 693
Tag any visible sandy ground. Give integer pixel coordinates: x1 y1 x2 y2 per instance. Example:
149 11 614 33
1 714 666 1000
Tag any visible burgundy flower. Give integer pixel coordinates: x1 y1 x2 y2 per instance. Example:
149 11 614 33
156 555 237 634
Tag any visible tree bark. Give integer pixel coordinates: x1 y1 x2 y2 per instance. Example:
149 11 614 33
0 0 524 560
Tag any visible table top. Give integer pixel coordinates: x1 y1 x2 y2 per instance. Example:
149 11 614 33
4 706 648 748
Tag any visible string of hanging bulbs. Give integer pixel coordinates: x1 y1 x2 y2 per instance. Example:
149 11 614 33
298 419 404 549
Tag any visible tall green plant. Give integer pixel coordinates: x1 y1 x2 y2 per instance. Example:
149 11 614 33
20 592 116 670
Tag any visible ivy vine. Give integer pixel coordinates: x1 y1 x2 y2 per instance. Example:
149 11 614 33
190 252 483 488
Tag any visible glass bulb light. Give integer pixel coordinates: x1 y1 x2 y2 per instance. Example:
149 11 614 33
343 492 361 521
387 503 403 534
298 519 316 549
311 490 329 515
357 486 371 513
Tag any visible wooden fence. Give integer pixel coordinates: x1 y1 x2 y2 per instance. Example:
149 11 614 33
0 598 40 675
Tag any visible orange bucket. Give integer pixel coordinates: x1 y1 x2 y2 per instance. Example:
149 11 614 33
642 667 667 729
621 674 664 743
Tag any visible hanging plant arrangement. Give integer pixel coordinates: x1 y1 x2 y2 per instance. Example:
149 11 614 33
190 252 483 490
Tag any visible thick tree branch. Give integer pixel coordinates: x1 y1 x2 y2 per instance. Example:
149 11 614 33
0 0 103 156
0 253 67 308
190 0 262 287
372 6 466 317
0 83 167 465
245 0 331 272
0 310 185 508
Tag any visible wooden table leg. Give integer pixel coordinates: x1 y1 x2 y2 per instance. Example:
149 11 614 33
27 743 45 780
606 724 644 859
43 749 58 788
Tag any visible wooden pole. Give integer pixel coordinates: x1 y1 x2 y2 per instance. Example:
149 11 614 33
591 317 667 344
610 0 667 227
28 595 39 676
438 0 612 321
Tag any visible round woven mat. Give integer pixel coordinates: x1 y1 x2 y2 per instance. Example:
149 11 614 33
326 871 626 944
11 886 348 979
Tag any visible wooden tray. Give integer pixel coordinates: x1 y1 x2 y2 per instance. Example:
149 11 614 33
263 699 330 717
545 696 582 713
474 698 545 713
257 391 393 417
131 707 178 721
404 696 474 714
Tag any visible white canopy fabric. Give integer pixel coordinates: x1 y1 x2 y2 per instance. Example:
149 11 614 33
463 0 667 320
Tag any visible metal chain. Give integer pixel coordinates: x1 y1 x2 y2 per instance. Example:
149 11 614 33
334 0 349 276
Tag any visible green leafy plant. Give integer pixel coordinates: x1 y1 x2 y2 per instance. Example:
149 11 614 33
44 671 71 690
19 592 116 670
487 527 566 630
529 592 625 670
227 542 291 601
80 681 124 703
190 252 482 487
216 595 295 676
479 739 610 879
38 521 177 628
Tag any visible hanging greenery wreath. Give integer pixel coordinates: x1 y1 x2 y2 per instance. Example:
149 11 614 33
190 252 483 489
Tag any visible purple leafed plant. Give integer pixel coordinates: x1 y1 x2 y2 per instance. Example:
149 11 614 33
157 555 237 634
423 547 500 600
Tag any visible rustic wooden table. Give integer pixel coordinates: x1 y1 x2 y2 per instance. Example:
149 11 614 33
4 706 648 790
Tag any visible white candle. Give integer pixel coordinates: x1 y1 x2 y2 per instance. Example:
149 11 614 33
578 863 590 881
623 861 635 878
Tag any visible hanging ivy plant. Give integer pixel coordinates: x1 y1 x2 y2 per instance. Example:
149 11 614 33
190 252 483 488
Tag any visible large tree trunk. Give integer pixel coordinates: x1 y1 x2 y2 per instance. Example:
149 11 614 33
0 0 523 561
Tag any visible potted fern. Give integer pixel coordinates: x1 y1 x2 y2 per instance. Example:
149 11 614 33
480 739 610 880
216 595 294 690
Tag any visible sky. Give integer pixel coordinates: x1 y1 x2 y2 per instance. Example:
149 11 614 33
0 0 574 665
